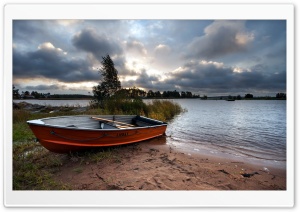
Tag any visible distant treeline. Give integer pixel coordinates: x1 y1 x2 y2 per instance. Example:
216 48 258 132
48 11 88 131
113 88 200 99
206 93 286 100
13 91 92 100
13 85 286 100
49 94 93 99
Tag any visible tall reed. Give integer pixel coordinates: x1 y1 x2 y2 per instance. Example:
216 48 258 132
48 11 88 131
146 100 183 122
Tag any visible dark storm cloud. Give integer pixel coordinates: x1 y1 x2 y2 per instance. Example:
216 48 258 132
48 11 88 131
163 60 286 94
13 20 75 53
13 43 99 83
122 69 164 91
135 69 159 86
72 28 123 61
24 84 61 91
186 21 254 60
13 21 47 45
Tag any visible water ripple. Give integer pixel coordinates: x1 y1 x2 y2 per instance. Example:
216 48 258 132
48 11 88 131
166 99 286 166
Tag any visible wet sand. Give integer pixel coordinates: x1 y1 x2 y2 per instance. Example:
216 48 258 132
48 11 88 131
54 137 286 190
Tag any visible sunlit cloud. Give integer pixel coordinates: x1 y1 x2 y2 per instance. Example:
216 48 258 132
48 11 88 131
56 20 83 26
124 40 147 56
37 42 68 55
154 44 171 55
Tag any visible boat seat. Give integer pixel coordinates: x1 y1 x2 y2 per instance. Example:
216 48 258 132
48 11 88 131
66 125 77 128
98 121 119 129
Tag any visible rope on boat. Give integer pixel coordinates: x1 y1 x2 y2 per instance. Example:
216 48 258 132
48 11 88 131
49 129 149 142
50 131 108 141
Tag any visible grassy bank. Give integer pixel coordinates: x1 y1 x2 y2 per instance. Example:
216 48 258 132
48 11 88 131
12 99 183 190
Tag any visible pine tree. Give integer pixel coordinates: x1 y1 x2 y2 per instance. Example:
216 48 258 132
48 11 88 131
93 55 121 104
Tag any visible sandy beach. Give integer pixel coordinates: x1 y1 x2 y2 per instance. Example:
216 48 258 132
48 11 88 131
53 136 286 190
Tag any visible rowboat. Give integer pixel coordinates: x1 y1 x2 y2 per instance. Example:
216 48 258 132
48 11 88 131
27 115 167 153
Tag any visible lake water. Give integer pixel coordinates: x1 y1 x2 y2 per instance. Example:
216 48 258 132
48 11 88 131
14 99 286 169
165 99 286 169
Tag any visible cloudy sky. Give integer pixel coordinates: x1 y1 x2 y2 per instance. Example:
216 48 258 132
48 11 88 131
13 20 286 96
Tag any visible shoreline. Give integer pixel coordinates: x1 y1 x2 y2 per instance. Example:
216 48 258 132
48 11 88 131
168 140 286 171
53 136 286 190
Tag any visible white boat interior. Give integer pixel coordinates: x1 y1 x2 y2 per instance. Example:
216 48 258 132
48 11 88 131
27 115 165 130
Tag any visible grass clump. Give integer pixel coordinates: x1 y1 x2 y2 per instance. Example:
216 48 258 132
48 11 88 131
90 97 148 116
146 100 183 122
90 98 183 122
13 141 71 190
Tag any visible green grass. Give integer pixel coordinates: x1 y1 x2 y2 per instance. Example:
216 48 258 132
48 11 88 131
12 99 183 190
13 141 70 190
13 122 36 142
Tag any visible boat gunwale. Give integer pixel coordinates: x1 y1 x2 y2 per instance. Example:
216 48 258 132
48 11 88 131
27 115 167 132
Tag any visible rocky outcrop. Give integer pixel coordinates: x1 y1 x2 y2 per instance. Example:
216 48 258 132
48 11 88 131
13 101 88 113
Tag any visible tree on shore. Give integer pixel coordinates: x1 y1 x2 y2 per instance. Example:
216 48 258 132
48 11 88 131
147 90 155 98
276 93 286 99
13 85 20 99
92 55 121 105
201 95 207 100
245 93 253 99
162 90 180 98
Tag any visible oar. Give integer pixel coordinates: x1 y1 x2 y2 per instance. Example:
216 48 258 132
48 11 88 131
117 126 131 129
91 117 135 127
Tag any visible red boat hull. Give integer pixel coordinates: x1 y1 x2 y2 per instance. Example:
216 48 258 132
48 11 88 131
28 123 167 153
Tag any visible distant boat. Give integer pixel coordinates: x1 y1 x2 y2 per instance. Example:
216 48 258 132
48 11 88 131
27 115 167 153
226 99 235 101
